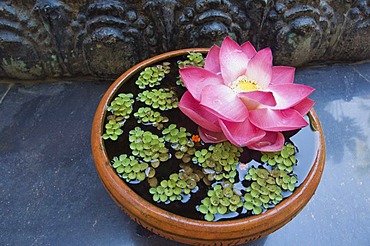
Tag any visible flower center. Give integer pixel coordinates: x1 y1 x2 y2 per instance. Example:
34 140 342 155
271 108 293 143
229 75 259 93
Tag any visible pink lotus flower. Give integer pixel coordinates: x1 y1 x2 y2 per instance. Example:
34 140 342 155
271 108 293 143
178 37 315 151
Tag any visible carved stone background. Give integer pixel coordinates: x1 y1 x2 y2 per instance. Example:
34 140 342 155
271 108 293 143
0 0 369 80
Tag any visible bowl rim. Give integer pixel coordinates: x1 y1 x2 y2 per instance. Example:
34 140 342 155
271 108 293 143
91 48 326 243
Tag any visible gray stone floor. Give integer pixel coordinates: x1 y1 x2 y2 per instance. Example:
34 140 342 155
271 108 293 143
1 62 370 245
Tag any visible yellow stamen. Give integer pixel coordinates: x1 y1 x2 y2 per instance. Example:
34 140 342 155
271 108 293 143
238 80 258 92
229 75 259 93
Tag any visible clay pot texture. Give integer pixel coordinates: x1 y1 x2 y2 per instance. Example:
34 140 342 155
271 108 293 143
91 49 326 245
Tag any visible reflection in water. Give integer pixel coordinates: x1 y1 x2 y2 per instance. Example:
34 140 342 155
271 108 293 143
323 96 370 173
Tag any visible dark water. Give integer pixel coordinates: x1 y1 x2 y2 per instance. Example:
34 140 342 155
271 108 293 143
103 55 319 221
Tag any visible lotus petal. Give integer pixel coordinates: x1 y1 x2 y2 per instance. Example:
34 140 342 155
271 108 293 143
293 97 315 116
249 108 308 131
219 119 265 146
246 48 273 89
199 127 227 143
238 90 276 110
247 131 285 152
200 84 248 122
178 91 221 132
179 67 223 101
269 84 315 109
241 41 257 59
219 37 249 85
270 66 295 85
204 45 221 73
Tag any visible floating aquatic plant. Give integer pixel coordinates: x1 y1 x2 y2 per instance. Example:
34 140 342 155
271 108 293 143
107 93 134 118
137 88 179 110
128 127 169 163
198 182 243 221
177 52 205 69
102 117 124 141
261 143 297 173
103 93 134 141
135 62 170 89
149 168 201 204
243 167 298 214
112 154 149 182
162 124 196 162
134 107 169 130
193 142 243 184
149 176 184 203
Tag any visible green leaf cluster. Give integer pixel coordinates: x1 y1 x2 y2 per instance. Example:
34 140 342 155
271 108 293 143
261 143 297 172
198 183 243 221
193 142 243 183
112 154 149 182
107 93 134 118
149 170 199 203
102 118 123 141
135 63 170 89
137 88 178 110
243 167 298 214
134 107 169 129
103 93 134 141
129 127 169 163
162 124 195 163
177 52 205 69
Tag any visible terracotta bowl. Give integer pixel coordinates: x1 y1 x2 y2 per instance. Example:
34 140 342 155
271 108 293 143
91 49 326 245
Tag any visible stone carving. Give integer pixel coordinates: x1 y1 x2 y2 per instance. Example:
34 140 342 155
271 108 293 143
77 0 150 76
143 0 180 52
330 0 370 62
33 0 77 76
0 0 369 80
243 0 272 49
264 0 336 65
178 0 249 48
0 2 46 79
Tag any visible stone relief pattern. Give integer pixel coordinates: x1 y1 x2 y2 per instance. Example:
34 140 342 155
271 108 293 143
333 0 370 61
263 0 337 66
0 2 52 79
77 0 151 76
0 0 369 80
177 0 250 48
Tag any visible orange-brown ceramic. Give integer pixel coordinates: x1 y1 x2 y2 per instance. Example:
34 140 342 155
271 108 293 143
91 49 326 245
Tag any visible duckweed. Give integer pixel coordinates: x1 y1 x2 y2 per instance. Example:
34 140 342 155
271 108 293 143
243 167 298 214
161 124 196 162
129 127 169 163
135 63 170 89
134 107 169 129
107 93 134 118
193 142 243 183
112 154 149 182
137 88 178 111
261 143 297 173
177 52 205 69
102 118 123 141
198 183 243 221
149 169 201 203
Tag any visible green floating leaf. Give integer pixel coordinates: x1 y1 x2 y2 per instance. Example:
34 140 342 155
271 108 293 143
205 213 215 222
135 64 169 89
137 89 178 111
